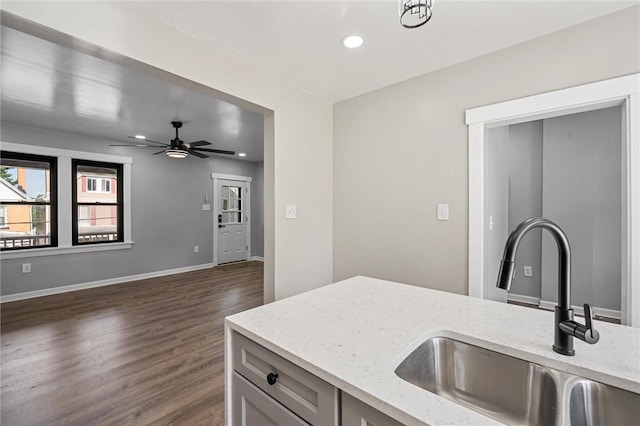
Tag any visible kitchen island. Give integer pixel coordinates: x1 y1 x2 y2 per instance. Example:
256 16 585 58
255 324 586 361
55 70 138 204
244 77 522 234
224 276 640 425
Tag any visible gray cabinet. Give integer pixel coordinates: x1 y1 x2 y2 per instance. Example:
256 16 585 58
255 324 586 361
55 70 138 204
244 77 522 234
232 372 308 425
341 392 404 426
230 331 406 426
231 332 339 425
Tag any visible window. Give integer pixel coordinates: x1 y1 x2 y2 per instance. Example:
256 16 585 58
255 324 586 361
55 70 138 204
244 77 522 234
0 141 132 258
221 185 243 224
0 151 57 250
0 206 7 228
86 177 111 193
72 160 123 245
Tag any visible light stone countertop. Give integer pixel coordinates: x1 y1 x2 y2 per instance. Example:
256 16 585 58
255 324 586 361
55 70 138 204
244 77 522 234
225 276 640 425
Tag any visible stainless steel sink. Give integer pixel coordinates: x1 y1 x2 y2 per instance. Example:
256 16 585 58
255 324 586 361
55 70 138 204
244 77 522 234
394 336 640 425
569 378 640 425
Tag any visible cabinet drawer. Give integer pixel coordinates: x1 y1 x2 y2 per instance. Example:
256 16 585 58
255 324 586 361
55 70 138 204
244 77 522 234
341 392 404 426
232 332 337 425
232 372 308 426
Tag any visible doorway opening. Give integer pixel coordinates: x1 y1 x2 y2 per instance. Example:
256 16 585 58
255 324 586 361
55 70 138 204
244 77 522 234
1 11 274 303
485 106 623 322
466 74 639 327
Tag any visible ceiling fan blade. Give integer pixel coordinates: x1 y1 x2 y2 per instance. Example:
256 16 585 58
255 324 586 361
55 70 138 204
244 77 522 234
187 140 212 147
128 136 169 146
110 144 163 147
152 149 167 155
188 149 208 159
192 147 236 155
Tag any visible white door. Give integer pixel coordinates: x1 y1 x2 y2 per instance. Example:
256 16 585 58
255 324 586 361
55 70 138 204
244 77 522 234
217 179 248 264
484 127 509 303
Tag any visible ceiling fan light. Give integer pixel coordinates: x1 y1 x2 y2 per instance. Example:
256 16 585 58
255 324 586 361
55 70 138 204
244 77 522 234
166 149 189 159
134 135 146 140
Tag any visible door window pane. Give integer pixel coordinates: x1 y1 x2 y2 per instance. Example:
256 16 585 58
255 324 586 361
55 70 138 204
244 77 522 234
220 185 243 224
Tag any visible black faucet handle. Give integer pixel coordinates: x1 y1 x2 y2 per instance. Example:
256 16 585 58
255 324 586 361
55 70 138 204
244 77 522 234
559 303 600 345
582 303 600 344
584 304 594 330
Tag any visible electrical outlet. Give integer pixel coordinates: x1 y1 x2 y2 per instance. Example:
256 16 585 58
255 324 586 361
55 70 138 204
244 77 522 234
22 263 31 273
524 266 533 277
194 245 199 253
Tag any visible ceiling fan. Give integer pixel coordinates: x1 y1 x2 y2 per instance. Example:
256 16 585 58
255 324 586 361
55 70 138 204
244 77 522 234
110 121 235 159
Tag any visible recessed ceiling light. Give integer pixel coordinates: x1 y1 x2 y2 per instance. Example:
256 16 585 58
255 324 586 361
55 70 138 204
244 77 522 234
238 153 247 157
341 35 364 49
134 135 146 140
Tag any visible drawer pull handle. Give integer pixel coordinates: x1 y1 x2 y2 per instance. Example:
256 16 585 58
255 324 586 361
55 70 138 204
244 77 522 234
266 372 279 385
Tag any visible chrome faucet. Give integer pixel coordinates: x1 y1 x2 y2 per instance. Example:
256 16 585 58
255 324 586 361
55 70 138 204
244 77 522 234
496 217 599 356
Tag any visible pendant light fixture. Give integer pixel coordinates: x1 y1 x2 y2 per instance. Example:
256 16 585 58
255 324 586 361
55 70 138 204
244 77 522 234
398 0 434 29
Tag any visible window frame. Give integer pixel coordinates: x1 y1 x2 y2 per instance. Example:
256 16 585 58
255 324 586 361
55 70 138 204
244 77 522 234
72 159 124 246
0 151 58 251
0 141 132 260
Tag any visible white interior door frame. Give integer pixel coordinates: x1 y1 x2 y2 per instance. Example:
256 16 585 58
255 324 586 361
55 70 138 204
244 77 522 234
212 173 252 266
466 73 640 327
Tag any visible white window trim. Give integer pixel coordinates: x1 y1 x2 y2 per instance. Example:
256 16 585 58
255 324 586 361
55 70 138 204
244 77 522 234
211 173 252 266
465 73 640 328
0 141 133 259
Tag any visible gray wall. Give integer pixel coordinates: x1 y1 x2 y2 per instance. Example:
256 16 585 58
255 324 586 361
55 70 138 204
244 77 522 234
507 121 543 299
541 106 622 311
333 6 639 294
0 122 264 296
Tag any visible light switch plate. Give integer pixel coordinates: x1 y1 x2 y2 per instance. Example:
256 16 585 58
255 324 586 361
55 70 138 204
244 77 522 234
286 205 297 219
202 204 211 211
437 204 449 221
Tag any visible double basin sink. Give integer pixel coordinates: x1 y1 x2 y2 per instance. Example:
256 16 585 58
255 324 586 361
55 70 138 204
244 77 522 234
395 337 639 425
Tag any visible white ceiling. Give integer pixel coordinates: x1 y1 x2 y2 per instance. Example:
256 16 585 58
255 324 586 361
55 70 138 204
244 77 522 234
0 26 265 161
1 1 635 157
130 0 637 102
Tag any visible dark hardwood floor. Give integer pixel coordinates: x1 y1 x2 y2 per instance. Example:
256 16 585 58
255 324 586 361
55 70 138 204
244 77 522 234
1 261 264 425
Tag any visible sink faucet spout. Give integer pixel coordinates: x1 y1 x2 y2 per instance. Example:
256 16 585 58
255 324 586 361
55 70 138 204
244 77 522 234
496 217 599 356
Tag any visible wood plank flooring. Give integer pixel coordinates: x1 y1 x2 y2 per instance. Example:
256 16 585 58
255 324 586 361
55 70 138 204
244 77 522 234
1 261 264 425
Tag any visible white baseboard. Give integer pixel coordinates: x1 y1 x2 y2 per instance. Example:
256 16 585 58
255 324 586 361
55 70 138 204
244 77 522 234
538 300 621 320
250 256 264 262
0 263 214 303
507 293 541 306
